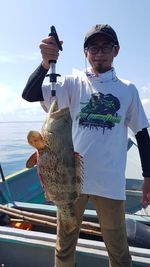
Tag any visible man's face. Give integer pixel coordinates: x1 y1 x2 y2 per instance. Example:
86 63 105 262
84 35 120 74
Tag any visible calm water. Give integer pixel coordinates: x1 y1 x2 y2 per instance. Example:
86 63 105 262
0 121 149 179
0 121 43 177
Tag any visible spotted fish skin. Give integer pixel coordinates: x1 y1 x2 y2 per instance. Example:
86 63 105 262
27 100 83 233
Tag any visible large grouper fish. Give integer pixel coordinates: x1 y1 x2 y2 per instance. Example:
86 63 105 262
26 100 83 233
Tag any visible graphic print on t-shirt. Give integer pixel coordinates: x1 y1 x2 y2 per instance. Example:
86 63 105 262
77 92 121 132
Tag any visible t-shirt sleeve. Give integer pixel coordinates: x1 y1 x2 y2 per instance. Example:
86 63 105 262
126 84 149 134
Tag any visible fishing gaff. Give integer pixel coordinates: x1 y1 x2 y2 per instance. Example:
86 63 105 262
46 25 63 102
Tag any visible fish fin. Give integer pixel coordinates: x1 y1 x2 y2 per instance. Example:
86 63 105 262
74 152 84 194
49 99 58 113
47 99 69 119
38 174 48 193
26 152 37 168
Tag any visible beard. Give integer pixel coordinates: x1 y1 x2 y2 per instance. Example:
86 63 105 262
93 62 112 73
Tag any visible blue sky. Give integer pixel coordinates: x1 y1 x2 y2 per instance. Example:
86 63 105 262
0 0 150 121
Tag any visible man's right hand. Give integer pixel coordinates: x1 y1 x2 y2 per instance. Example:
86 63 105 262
39 36 63 70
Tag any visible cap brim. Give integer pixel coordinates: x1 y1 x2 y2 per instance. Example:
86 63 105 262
84 32 118 48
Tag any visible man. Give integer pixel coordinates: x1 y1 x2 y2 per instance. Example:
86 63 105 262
22 24 150 267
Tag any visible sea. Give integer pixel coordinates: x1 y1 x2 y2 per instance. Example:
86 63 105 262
0 121 149 179
0 121 43 177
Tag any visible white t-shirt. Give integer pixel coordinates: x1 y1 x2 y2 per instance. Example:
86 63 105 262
41 68 149 200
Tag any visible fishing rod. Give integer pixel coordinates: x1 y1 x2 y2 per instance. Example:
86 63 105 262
46 25 63 101
0 163 15 205
0 164 5 183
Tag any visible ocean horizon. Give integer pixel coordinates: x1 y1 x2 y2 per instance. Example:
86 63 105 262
0 121 43 177
0 120 149 179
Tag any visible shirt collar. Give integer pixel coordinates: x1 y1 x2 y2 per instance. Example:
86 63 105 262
85 67 117 82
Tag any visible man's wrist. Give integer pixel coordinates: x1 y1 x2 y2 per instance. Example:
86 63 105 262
41 61 50 70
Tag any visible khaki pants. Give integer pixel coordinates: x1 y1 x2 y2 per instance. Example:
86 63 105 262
55 194 132 267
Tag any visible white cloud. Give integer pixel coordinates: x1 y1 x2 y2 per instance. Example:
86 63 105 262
0 82 149 122
0 84 46 122
0 51 40 63
0 55 13 63
141 98 150 118
141 84 150 94
139 84 150 118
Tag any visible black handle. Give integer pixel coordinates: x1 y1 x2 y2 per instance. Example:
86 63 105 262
49 25 63 51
